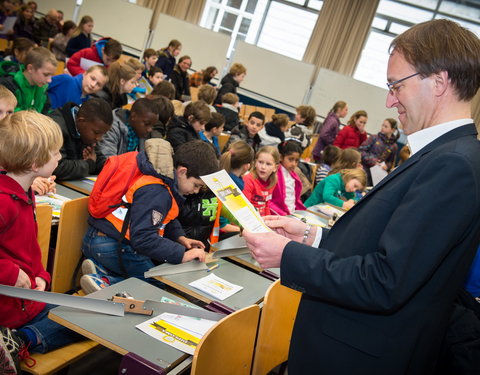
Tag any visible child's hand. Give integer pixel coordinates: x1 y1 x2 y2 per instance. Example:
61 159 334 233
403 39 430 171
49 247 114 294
83 146 97 162
182 248 206 263
178 236 205 250
34 277 47 291
15 269 31 289
342 199 355 210
32 176 55 195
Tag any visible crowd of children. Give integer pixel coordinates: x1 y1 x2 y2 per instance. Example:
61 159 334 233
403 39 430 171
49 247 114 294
0 6 422 371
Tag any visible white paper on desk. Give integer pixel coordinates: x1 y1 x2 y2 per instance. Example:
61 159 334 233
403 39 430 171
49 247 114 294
0 16 16 34
36 193 71 217
189 273 243 301
370 163 388 186
292 211 327 227
201 169 271 233
136 312 216 355
309 204 344 219
80 57 102 71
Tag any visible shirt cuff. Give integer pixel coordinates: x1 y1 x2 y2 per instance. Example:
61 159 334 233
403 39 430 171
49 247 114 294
312 227 323 248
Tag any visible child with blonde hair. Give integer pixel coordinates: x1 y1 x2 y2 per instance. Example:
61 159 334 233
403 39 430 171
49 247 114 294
305 168 366 210
243 146 280 216
0 112 81 371
329 148 362 175
285 105 316 149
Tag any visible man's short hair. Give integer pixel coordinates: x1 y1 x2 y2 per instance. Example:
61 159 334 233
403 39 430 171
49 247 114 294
222 93 239 105
248 111 265 124
24 47 57 69
0 85 17 107
174 140 219 178
77 98 113 125
148 66 163 77
390 19 480 101
0 111 62 174
143 48 158 59
168 39 182 49
184 101 211 124
197 84 216 105
103 39 123 60
205 112 225 131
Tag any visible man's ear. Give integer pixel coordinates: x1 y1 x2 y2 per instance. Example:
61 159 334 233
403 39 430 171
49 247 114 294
187 115 195 123
434 71 449 97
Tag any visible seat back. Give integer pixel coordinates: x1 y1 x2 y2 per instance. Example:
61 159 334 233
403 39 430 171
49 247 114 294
51 197 89 293
190 86 199 102
251 280 302 375
191 305 260 375
36 204 52 269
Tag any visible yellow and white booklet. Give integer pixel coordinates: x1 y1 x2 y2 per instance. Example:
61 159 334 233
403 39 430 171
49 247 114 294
200 170 271 233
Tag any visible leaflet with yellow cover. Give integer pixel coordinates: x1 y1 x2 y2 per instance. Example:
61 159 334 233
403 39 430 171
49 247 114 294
200 170 271 233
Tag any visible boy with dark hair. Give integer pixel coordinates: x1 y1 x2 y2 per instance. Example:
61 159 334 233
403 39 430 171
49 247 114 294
99 97 160 158
227 111 265 153
0 47 57 113
80 139 219 293
49 98 113 180
67 37 123 76
200 112 225 156
0 111 81 373
166 101 212 151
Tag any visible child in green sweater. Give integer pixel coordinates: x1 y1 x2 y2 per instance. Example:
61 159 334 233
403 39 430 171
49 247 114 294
305 168 366 210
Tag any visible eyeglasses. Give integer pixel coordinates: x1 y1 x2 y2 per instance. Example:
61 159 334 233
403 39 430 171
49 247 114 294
386 72 420 95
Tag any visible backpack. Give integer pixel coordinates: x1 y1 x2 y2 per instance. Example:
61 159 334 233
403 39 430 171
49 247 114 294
88 151 143 218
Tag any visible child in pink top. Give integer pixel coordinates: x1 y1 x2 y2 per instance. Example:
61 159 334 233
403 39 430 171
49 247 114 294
243 146 279 216
270 141 306 215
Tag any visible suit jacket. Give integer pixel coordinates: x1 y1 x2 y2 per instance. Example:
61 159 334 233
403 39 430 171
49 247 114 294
281 124 480 374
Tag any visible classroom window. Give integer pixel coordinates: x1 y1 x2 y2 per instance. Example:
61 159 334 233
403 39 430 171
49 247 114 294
201 0 321 60
354 0 480 88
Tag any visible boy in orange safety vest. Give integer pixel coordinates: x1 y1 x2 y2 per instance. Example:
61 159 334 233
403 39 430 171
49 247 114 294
80 139 219 293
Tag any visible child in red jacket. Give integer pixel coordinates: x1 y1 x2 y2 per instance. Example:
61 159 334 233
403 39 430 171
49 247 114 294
66 37 122 76
0 111 81 372
334 110 368 149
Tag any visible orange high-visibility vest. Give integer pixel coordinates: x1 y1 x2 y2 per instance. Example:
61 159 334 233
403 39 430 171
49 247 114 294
105 175 179 240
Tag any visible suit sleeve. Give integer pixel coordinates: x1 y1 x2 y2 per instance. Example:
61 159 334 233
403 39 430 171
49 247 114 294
281 151 480 312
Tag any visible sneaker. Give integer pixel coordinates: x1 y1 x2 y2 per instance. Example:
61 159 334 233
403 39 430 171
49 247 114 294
0 326 35 373
80 273 110 294
81 258 108 276
0 329 17 374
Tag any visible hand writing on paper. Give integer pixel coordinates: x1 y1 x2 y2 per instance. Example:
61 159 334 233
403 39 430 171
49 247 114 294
15 269 31 289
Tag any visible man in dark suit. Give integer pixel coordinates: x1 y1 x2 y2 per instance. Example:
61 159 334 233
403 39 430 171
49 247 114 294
244 19 480 375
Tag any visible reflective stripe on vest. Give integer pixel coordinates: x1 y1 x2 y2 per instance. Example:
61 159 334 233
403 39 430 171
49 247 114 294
209 200 222 244
105 175 179 240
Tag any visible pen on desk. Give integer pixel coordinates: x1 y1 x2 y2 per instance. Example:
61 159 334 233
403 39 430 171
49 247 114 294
207 264 219 272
